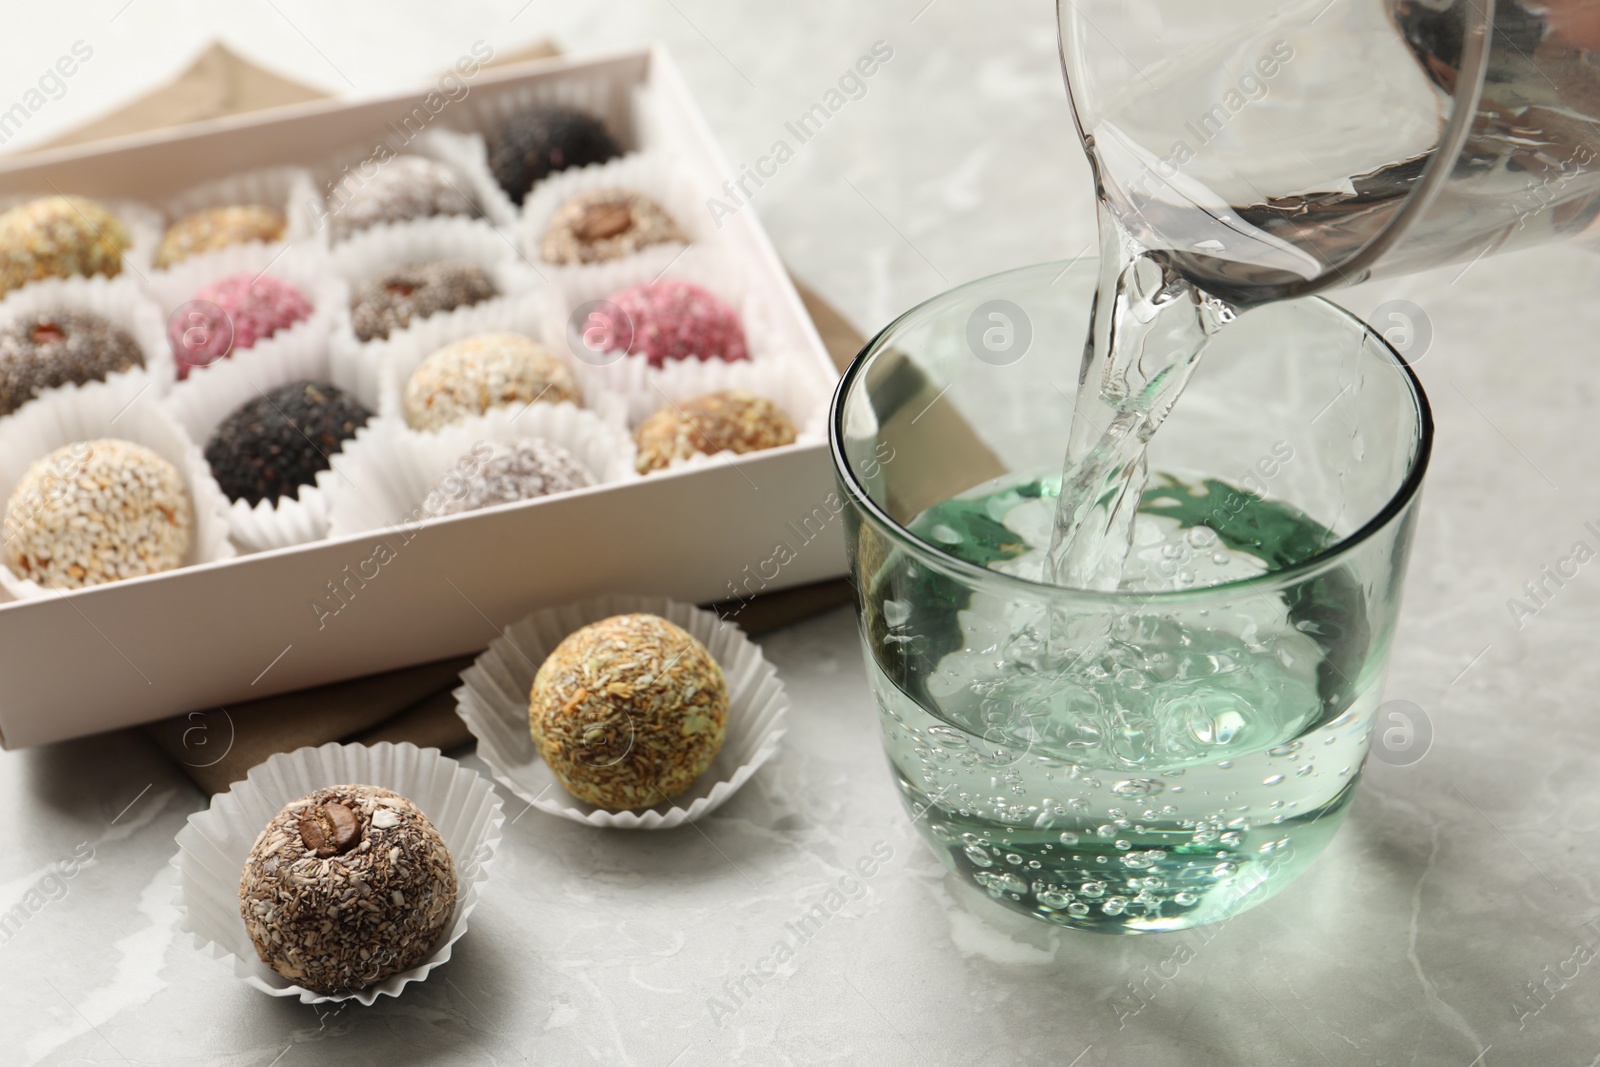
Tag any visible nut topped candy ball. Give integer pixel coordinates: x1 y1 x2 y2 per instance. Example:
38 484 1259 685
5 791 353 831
0 196 129 297
634 390 796 474
529 614 729 810
540 189 685 266
404 333 580 431
3 438 192 589
239 785 458 995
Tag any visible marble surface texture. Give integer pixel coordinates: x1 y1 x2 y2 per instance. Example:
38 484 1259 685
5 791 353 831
2 3 1600 1065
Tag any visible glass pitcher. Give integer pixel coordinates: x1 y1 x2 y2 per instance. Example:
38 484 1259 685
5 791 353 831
1059 0 1600 304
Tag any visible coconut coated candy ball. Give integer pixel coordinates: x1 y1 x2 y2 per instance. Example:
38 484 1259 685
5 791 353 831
325 155 477 241
421 438 593 517
403 332 581 431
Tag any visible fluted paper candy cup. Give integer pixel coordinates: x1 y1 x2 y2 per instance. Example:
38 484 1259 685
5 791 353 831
171 741 504 1005
455 594 788 830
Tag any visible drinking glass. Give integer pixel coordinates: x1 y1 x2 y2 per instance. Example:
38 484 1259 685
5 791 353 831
830 259 1432 933
1059 0 1600 304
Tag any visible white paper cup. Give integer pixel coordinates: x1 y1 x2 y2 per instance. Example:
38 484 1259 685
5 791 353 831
515 151 702 279
0 273 174 404
144 243 346 389
324 405 636 539
161 311 377 553
171 741 505 1006
0 378 235 599
155 165 324 260
455 594 788 830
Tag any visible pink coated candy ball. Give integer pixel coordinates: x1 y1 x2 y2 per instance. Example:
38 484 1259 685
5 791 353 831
600 279 748 368
167 273 312 378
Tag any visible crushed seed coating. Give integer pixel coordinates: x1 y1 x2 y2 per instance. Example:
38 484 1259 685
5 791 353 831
327 156 477 242
634 390 796 474
403 332 580 431
529 613 728 810
594 279 747 368
154 204 286 268
350 260 496 343
540 188 685 266
0 310 145 416
239 785 458 995
3 438 192 589
0 196 129 297
205 380 372 505
421 438 593 517
488 105 622 206
169 273 312 377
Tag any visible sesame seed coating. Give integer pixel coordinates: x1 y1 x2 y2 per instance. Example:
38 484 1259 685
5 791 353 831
540 188 685 266
239 785 458 995
169 273 312 378
0 197 129 298
3 438 192 589
634 390 796 474
596 279 747 368
327 156 477 242
154 205 286 268
0 311 145 417
403 332 580 431
530 613 729 810
421 438 593 517
205 380 372 505
350 260 496 343
488 105 622 207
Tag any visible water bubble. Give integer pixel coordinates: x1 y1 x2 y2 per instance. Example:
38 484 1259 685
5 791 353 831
1212 862 1238 878
1174 891 1198 906
1096 824 1116 838
1005 853 1023 866
1114 840 1132 851
964 844 994 867
1296 763 1315 778
1216 760 1233 770
1059 831 1079 845
1037 887 1072 908
1102 897 1129 916
1267 741 1303 758
1080 881 1107 898
1112 778 1165 798
927 727 969 749
1067 902 1091 916
1122 851 1154 869
1262 774 1285 786
1220 832 1242 847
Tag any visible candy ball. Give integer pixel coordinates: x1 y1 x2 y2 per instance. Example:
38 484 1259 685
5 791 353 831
238 785 458 995
205 380 372 505
0 311 145 416
350 261 496 343
169 273 312 378
529 613 729 810
154 205 285 268
422 438 593 517
634 390 796 473
595 279 746 367
488 105 621 206
0 196 129 297
403 333 580 431
540 189 684 266
326 156 476 241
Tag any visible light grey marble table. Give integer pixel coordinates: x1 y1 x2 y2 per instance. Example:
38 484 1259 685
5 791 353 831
3 3 1600 1066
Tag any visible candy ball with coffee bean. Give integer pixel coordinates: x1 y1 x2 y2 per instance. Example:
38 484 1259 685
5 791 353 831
529 613 729 810
540 189 685 265
403 333 580 431
488 104 622 206
421 438 593 517
238 785 458 995
0 310 145 417
634 389 796 473
0 196 130 297
3 438 192 589
350 261 496 343
154 204 286 268
205 380 372 506
326 156 477 241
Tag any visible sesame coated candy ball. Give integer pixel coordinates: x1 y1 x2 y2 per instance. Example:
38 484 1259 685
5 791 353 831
3 438 192 589
154 204 286 268
349 261 496 343
540 188 685 266
404 333 581 431
529 613 729 810
633 390 796 473
597 279 747 367
239 785 458 995
0 196 129 297
0 311 145 417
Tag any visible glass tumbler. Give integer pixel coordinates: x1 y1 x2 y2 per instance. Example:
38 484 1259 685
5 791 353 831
830 260 1432 933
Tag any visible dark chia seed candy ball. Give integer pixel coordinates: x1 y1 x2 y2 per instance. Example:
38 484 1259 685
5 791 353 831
0 310 145 416
349 261 496 343
239 785 458 995
205 380 372 506
487 105 622 206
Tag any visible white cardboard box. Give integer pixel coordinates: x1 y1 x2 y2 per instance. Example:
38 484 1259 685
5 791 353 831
0 46 847 748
